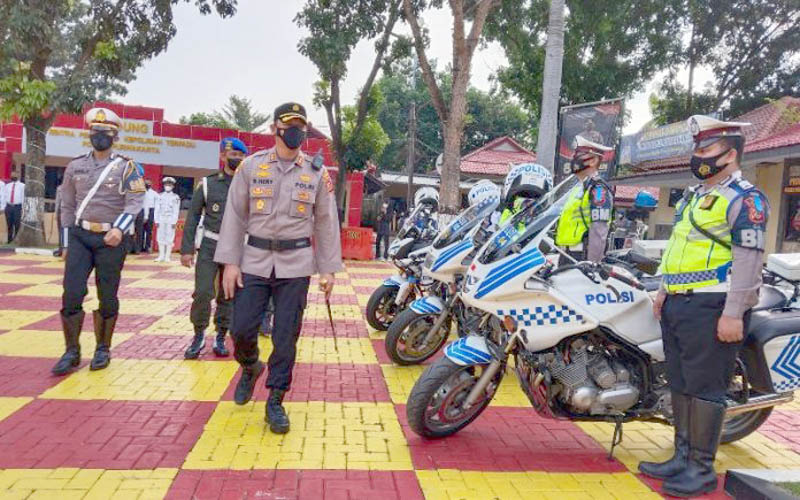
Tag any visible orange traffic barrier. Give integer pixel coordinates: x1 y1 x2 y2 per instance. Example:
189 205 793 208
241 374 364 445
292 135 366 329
341 227 375 260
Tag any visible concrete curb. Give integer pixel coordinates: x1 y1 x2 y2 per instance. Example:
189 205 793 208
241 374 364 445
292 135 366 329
14 247 57 257
726 470 800 499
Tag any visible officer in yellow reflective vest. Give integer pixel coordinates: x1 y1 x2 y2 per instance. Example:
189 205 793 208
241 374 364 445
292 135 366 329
639 115 769 497
554 136 614 262
498 162 553 231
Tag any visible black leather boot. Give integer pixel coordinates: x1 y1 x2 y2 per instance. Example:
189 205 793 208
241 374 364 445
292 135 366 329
184 329 206 359
639 392 690 479
52 311 85 375
663 398 725 497
212 330 229 357
233 360 265 405
90 311 117 371
266 389 290 434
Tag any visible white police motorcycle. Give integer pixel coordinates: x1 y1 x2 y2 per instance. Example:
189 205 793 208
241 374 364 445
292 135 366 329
366 188 439 331
407 175 798 449
384 180 501 365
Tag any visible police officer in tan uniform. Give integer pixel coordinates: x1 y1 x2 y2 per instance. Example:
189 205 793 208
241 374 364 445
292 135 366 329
52 107 146 375
215 102 342 434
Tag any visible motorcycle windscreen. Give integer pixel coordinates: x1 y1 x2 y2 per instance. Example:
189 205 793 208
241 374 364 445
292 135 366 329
478 175 580 265
396 205 430 240
432 196 500 250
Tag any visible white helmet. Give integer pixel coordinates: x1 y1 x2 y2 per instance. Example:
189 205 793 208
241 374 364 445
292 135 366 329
502 163 553 204
414 186 439 208
468 180 501 207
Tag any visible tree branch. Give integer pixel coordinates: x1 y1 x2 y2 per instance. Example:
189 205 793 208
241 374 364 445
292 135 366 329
350 0 402 143
403 0 449 123
465 0 496 60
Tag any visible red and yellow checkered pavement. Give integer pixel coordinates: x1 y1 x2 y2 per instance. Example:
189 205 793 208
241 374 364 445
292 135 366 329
0 253 798 499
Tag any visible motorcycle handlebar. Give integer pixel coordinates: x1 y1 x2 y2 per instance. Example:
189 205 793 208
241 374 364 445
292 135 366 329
542 262 645 291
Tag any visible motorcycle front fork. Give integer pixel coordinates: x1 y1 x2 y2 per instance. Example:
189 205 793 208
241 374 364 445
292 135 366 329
421 294 458 346
463 334 518 408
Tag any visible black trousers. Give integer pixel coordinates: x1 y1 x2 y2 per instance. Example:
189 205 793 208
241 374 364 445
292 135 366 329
661 293 749 403
133 211 144 252
143 208 155 252
5 204 21 243
62 227 131 319
232 272 310 390
189 239 231 333
375 232 390 259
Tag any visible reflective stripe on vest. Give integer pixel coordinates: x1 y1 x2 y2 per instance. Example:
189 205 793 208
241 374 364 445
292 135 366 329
555 184 591 247
660 187 733 292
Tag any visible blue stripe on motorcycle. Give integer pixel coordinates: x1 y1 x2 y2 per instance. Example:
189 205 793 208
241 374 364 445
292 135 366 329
484 248 542 280
445 349 476 365
457 344 492 362
476 251 545 299
432 240 473 272
411 301 436 314
383 279 401 288
772 335 800 379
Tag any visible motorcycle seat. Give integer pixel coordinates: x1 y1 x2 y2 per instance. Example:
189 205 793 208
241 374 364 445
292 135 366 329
639 276 662 292
752 285 788 312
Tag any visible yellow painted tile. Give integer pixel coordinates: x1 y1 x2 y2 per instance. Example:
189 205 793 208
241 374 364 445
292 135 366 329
380 364 530 407
290 337 377 364
41 359 238 401
304 303 366 321
125 278 194 290
0 273 59 284
0 265 29 274
184 401 412 470
350 278 386 288
0 310 54 330
140 314 194 335
416 470 659 500
0 330 132 358
0 469 176 499
8 283 71 298
577 419 800 473
0 397 33 422
114 299 183 316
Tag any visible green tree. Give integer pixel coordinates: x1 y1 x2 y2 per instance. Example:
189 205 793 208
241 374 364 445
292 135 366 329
650 0 800 123
486 0 683 123
179 95 270 131
0 0 237 247
341 86 391 170
296 0 409 215
404 0 500 214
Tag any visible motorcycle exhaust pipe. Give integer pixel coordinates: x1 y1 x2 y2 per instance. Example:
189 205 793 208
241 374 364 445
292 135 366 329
725 392 794 416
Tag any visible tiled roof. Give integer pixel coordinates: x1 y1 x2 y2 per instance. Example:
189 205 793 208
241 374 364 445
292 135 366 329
460 136 537 176
614 185 659 201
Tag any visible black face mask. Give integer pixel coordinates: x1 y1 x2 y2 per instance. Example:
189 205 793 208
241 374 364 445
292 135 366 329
278 126 306 149
690 149 730 180
90 132 114 151
227 158 242 170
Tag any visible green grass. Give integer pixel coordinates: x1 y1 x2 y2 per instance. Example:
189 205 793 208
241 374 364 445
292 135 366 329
777 482 800 496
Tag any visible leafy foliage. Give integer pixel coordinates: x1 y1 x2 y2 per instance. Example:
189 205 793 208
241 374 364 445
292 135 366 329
341 86 391 170
487 0 683 117
179 95 270 132
650 0 800 124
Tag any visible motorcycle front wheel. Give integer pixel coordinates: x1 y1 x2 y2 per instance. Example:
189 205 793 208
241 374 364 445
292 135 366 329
721 407 774 444
385 308 451 365
406 357 502 438
366 285 401 331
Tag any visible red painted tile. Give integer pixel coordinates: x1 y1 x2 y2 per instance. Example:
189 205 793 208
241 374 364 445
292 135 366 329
638 473 727 499
12 266 64 275
756 409 800 454
221 363 391 403
150 272 194 281
301 318 369 338
0 399 215 469
307 291 359 305
116 287 191 300
0 356 73 396
114 334 233 361
22 313 159 334
370 339 444 365
165 470 423 500
395 404 626 473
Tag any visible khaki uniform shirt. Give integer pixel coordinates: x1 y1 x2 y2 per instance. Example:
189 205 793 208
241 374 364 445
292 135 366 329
214 147 343 279
60 151 146 237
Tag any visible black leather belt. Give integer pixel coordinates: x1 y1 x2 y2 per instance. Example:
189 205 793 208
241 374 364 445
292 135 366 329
247 235 311 251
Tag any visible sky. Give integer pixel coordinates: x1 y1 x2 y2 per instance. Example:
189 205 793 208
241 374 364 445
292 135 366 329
119 2 684 137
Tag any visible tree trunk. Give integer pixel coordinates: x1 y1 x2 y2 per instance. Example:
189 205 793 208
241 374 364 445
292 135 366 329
535 0 565 176
406 103 416 208
16 117 49 247
686 22 696 115
440 123 463 217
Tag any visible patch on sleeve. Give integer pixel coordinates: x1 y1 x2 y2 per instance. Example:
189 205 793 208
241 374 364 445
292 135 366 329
120 161 146 193
323 168 334 193
732 192 769 249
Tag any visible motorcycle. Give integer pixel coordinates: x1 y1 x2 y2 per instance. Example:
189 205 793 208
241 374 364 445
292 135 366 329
384 196 499 365
406 175 797 452
365 205 438 331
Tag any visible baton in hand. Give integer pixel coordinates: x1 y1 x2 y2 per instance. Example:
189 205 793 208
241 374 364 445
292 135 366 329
320 279 336 336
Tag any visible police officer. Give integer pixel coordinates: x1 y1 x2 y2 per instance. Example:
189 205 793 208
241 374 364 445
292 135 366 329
215 102 342 434
181 137 248 359
554 136 614 263
499 163 553 227
52 107 145 375
638 116 768 497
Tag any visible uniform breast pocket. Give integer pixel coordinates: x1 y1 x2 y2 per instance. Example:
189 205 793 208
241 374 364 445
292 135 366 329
250 189 275 215
290 189 315 218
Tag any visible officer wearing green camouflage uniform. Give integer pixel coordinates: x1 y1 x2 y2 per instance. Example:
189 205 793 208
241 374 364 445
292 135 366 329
180 137 248 359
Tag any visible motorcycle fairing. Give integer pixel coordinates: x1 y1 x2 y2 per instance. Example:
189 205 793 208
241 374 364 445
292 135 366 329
384 275 414 288
410 296 445 315
740 309 800 393
444 335 493 366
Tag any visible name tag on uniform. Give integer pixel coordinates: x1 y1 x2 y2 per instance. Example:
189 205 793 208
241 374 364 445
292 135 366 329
699 195 718 210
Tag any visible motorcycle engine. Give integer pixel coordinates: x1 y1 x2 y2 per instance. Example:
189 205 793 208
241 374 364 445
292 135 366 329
548 338 640 415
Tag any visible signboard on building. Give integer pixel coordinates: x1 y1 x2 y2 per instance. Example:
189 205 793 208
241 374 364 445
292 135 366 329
556 98 623 181
23 119 219 169
619 122 694 167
